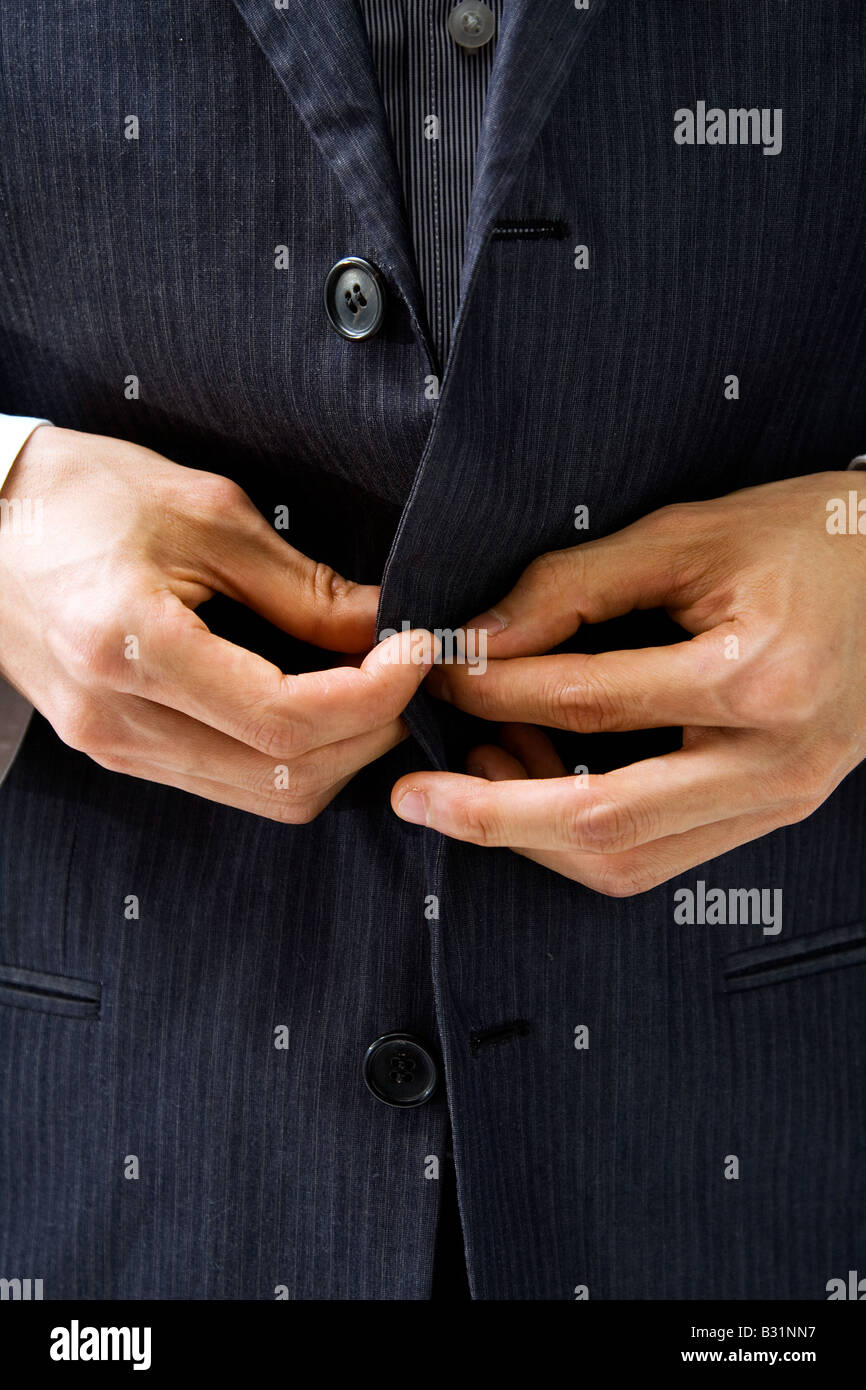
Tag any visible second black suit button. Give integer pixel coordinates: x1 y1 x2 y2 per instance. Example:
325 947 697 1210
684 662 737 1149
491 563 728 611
324 256 386 340
363 1033 438 1107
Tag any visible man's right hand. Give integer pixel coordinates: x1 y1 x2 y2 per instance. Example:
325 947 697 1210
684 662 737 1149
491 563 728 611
0 426 429 821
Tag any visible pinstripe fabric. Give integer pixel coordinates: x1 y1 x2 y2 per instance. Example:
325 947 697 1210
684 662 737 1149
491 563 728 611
0 0 865 1300
355 0 503 366
0 713 445 1298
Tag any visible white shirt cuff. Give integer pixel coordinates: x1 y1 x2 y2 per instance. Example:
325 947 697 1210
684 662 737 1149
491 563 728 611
0 414 51 784
0 414 52 494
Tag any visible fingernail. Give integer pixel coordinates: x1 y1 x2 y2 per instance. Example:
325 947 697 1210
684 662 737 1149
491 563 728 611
470 606 508 636
396 790 428 825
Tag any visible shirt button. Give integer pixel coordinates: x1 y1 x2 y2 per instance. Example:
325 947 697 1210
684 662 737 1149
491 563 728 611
323 256 387 340
447 1 496 50
363 1033 439 1108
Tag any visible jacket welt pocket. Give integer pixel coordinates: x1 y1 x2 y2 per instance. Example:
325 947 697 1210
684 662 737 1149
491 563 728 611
722 920 866 995
0 962 100 1019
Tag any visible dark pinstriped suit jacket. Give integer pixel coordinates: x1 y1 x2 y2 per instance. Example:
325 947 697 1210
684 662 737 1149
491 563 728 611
1 0 865 1299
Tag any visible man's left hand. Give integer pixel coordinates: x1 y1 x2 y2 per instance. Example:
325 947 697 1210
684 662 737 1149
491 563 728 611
391 473 866 896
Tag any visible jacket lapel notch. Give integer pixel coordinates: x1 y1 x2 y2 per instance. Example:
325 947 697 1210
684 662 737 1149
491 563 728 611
231 0 434 362
458 0 610 308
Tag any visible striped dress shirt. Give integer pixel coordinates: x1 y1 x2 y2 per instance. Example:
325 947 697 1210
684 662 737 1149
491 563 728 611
355 0 504 365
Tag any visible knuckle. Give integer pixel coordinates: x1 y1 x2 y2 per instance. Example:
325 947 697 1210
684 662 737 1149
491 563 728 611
309 561 354 610
546 675 580 727
733 648 822 728
782 794 823 827
256 783 308 823
52 698 111 759
271 783 335 822
651 501 685 525
713 656 752 723
776 747 831 803
643 503 681 540
548 667 618 733
573 796 651 852
89 747 135 776
642 503 712 592
455 792 498 846
765 675 817 727
525 549 562 583
524 548 575 602
297 565 358 649
461 672 500 720
256 721 301 761
57 613 125 689
274 792 324 826
649 500 705 544
283 752 328 799
776 745 838 818
583 857 653 898
241 704 310 760
191 472 249 520
648 501 695 539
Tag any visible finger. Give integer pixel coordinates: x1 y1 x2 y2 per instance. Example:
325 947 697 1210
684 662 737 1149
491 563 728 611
122 606 434 758
134 764 357 823
462 509 703 657
512 807 789 897
392 729 799 852
466 744 528 780
392 752 791 895
563 729 809 852
499 723 569 778
427 634 740 733
392 767 590 845
98 697 409 821
182 481 381 652
465 723 566 780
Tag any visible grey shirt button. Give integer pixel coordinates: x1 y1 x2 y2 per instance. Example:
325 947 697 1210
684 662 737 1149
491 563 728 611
447 1 496 50
324 256 387 340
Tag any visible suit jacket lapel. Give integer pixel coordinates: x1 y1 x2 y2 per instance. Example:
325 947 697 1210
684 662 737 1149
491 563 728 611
231 0 435 366
458 0 611 310
230 0 610 376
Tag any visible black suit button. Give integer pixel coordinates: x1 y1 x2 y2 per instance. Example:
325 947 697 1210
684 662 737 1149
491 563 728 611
363 1033 438 1108
324 256 386 340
